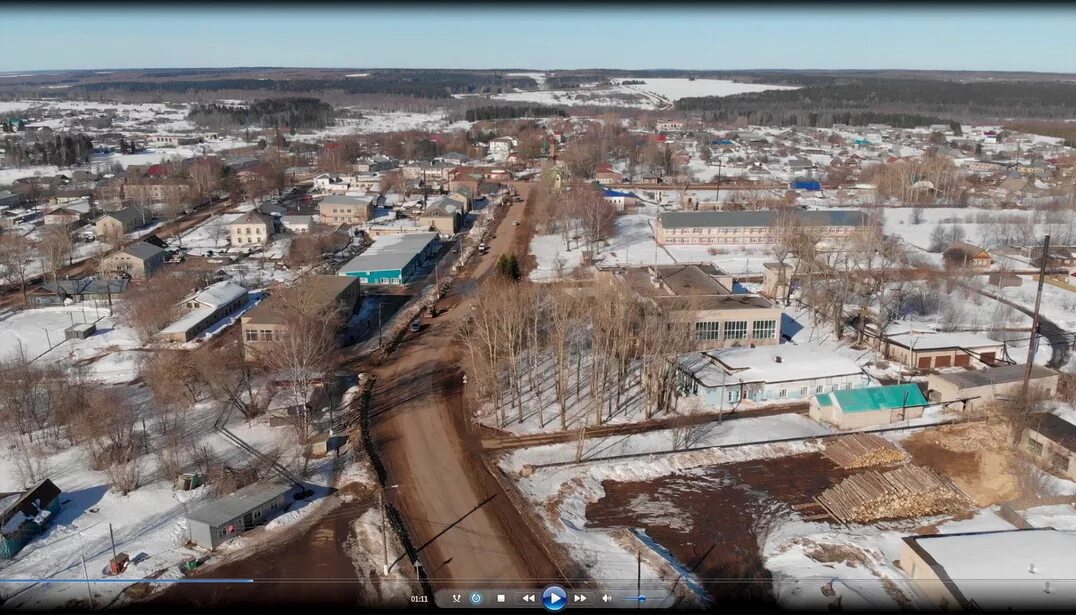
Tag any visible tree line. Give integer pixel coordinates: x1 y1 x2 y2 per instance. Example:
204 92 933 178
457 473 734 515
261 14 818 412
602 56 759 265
77 71 538 100
464 105 566 122
677 78 1076 123
188 97 335 130
1 132 93 167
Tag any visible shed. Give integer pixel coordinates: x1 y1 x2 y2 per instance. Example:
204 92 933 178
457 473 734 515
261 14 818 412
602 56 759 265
809 383 928 430
0 479 62 559
64 322 97 340
186 481 299 550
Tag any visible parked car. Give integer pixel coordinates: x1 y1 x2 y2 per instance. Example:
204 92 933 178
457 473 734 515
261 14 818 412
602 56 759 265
409 319 422 333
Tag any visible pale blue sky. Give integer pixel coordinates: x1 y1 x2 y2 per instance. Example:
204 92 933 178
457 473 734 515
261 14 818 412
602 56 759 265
2 6 1076 73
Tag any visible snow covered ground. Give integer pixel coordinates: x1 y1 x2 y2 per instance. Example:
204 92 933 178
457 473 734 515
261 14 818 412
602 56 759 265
478 78 797 110
0 304 139 365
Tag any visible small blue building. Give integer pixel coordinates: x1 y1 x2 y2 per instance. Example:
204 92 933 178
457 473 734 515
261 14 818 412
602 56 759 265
338 232 439 285
791 179 822 191
0 479 62 559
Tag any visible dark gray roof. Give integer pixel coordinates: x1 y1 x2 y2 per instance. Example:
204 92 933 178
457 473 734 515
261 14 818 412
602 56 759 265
119 241 167 261
658 209 868 229
41 277 128 296
186 481 296 528
103 207 144 226
933 364 1056 389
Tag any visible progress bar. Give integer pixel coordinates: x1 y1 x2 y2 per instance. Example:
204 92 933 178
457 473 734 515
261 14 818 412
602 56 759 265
0 579 254 584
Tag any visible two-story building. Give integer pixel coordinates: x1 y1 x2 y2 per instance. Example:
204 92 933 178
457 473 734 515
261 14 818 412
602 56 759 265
654 210 869 246
228 212 275 247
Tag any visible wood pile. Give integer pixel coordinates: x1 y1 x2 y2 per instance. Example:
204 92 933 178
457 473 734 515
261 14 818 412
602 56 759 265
816 465 970 523
823 434 909 469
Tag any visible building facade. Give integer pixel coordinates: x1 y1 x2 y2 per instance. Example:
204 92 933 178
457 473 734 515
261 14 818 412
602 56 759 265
655 210 869 246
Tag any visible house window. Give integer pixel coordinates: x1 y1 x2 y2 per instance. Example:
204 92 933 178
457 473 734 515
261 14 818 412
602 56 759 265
695 321 722 341
1027 438 1044 456
800 386 809 396
727 389 741 404
724 320 748 340
778 389 787 398
1051 452 1069 471
815 385 824 394
752 320 776 339
245 329 257 342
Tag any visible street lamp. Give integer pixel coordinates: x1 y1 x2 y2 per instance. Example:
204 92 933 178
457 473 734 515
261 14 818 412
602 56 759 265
380 483 401 575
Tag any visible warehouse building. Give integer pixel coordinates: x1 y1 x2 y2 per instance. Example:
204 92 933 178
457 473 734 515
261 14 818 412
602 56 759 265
338 232 439 285
809 383 927 430
928 364 1059 411
186 481 300 550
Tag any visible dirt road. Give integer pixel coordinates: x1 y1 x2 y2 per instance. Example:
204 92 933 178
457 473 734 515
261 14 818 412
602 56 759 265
367 192 566 590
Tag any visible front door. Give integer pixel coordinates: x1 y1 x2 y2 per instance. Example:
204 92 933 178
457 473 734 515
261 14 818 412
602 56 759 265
242 512 254 530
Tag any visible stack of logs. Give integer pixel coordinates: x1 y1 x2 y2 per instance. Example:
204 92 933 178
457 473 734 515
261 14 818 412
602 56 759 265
822 434 910 469
817 465 970 523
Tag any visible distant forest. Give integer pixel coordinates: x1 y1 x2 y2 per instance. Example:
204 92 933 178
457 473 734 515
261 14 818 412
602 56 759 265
2 133 93 167
465 105 567 122
76 71 538 100
188 98 335 130
676 78 1076 125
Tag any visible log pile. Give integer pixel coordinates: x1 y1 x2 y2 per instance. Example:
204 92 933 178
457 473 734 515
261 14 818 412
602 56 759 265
822 434 910 469
816 465 970 523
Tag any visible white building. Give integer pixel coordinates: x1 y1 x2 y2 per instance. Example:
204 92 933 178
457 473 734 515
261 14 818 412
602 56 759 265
677 344 871 407
488 136 516 162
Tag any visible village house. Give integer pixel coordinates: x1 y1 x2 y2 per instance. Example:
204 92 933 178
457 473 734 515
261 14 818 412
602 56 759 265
594 164 623 185
942 241 993 270
612 264 783 350
677 344 871 408
654 210 868 246
157 280 249 343
898 528 1076 611
318 194 376 225
186 481 300 550
123 177 194 204
240 275 362 357
28 277 128 307
487 136 516 162
0 190 24 208
281 214 313 234
99 241 168 280
883 329 1005 370
418 203 462 237
809 382 927 430
928 364 1059 411
228 212 275 247
95 207 147 239
0 479 62 559
599 187 639 211
1021 413 1076 482
352 155 397 173
1031 245 1076 275
42 205 87 227
655 120 685 133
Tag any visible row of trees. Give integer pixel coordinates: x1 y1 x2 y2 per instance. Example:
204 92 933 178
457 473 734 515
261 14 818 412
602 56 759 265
464 105 567 122
532 178 617 255
1 133 94 167
189 97 335 130
457 277 694 431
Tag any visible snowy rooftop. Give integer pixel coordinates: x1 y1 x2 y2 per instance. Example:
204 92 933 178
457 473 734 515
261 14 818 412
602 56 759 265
885 330 1001 351
904 529 1076 610
680 344 864 387
186 481 296 528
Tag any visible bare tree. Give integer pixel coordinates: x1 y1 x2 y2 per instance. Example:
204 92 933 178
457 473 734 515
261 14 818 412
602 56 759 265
117 271 199 342
38 224 74 289
195 341 263 421
0 233 37 304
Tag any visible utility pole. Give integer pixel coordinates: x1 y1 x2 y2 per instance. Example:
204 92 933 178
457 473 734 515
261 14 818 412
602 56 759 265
1023 234 1050 396
81 554 95 609
377 303 384 348
109 523 117 560
637 550 642 610
379 488 389 576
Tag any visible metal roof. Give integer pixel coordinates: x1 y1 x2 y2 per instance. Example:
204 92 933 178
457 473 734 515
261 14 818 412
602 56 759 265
118 241 167 261
819 383 928 413
338 232 438 275
186 481 295 528
657 209 868 229
932 365 1056 390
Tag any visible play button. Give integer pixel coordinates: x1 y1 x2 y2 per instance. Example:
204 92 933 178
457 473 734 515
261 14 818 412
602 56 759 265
542 585 567 612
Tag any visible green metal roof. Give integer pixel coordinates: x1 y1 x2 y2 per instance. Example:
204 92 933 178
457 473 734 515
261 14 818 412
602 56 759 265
824 383 927 413
816 394 834 407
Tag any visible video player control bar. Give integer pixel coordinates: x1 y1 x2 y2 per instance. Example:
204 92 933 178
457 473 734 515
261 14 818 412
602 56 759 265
434 587 674 609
